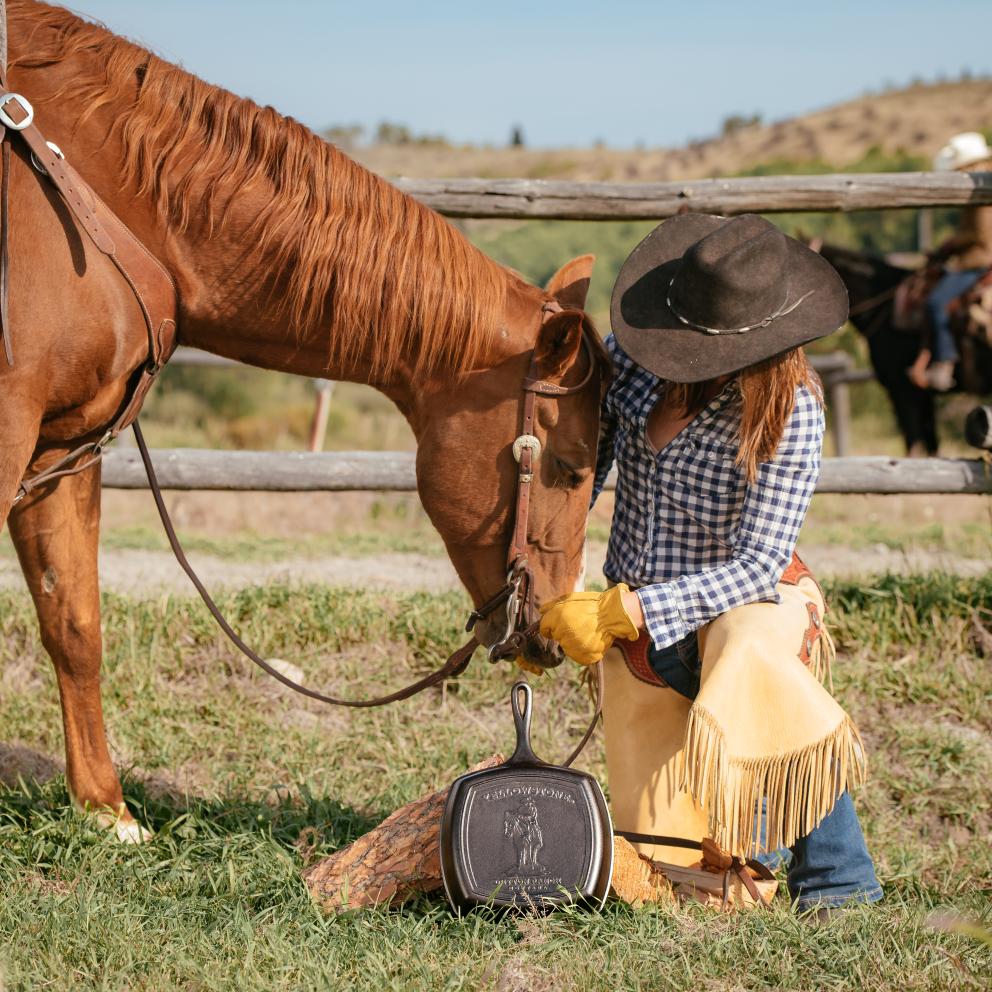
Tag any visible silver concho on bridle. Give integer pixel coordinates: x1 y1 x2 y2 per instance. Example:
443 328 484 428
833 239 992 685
512 433 541 482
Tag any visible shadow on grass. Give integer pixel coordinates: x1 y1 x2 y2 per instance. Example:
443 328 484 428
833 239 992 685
0 756 382 860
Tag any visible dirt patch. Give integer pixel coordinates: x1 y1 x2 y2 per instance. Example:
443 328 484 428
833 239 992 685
0 743 64 787
1 539 986 598
0 548 462 596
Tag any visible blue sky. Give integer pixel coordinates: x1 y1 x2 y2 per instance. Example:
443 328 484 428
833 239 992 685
72 1 992 148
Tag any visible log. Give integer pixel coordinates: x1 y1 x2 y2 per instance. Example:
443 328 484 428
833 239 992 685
393 172 992 221
608 835 673 907
304 754 505 912
101 448 419 492
303 754 672 913
101 448 992 495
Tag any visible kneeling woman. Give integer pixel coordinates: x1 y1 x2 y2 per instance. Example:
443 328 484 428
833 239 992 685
539 213 881 913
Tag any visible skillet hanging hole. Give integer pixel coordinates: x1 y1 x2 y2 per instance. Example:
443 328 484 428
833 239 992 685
509 679 539 765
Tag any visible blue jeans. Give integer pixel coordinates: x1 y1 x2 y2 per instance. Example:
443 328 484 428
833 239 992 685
649 634 882 911
927 269 984 363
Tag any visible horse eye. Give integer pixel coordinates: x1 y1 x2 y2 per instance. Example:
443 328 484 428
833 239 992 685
550 454 587 490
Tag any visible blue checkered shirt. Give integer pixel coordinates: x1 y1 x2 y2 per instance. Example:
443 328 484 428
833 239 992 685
592 334 824 650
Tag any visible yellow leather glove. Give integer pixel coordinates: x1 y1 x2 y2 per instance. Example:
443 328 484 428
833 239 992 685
538 584 640 666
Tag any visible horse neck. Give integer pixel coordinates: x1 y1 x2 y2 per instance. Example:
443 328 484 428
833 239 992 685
10 24 528 391
820 244 907 302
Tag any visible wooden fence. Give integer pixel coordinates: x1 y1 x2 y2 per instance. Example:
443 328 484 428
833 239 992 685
137 170 992 494
101 448 992 495
394 171 992 220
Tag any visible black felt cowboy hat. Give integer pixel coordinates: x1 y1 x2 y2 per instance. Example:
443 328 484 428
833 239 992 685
611 213 848 383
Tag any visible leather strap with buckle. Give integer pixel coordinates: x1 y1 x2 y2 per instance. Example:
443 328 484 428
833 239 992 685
484 300 599 665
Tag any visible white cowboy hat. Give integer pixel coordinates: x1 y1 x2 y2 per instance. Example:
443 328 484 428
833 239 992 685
933 131 992 171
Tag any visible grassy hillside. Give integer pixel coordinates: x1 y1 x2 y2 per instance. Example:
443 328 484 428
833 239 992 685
353 79 992 182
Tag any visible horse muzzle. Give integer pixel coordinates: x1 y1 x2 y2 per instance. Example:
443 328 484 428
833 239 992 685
472 613 564 670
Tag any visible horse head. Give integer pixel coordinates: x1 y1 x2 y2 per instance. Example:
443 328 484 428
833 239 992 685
408 256 609 670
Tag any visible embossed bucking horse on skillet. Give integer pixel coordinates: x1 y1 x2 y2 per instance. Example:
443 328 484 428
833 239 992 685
0 0 609 841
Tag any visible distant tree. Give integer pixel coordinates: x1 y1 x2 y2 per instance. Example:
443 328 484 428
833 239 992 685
323 124 364 151
510 125 525 148
960 67 973 81
721 112 762 137
375 120 449 147
376 121 413 145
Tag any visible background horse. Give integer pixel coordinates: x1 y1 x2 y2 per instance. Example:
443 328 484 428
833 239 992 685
820 242 992 455
818 243 938 455
0 0 608 839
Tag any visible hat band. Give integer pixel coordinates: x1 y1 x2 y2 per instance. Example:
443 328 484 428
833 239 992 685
666 277 815 336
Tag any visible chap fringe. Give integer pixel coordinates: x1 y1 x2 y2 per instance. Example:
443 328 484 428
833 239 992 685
679 703 867 855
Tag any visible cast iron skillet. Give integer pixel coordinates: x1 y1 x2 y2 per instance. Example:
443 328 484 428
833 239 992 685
440 680 614 912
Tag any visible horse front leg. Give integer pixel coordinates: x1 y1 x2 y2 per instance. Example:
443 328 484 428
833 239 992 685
7 459 151 843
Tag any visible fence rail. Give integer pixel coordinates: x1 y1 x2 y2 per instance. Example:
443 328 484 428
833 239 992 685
101 448 992 495
394 171 992 221
156 170 983 473
169 347 871 456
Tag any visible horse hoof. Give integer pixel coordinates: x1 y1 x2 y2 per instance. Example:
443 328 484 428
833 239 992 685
91 806 155 844
113 818 154 844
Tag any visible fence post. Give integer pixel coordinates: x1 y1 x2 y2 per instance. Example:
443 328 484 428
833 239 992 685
309 380 335 453
828 376 852 457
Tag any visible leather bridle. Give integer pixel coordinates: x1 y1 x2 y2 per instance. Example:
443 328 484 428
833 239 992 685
466 299 600 666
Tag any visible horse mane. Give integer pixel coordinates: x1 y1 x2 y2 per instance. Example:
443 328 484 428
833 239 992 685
10 1 512 379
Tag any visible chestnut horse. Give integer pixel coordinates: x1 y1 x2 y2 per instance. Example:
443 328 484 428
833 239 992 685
0 1 608 839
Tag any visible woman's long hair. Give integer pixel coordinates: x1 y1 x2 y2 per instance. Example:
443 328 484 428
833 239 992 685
662 348 822 482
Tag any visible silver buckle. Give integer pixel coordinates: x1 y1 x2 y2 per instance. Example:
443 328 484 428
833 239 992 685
93 429 116 455
512 433 541 464
0 93 34 131
30 140 64 177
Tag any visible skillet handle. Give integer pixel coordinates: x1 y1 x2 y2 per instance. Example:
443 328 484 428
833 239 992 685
508 680 541 765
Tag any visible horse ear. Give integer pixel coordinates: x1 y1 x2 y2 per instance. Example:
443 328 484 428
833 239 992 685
545 254 595 309
534 310 584 381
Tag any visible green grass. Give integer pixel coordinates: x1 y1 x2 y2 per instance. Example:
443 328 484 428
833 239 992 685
2 577 991 990
97 523 446 561
800 514 992 560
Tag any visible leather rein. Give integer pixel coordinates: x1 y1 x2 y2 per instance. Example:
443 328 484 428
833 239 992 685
131 304 602 717
0 58 603 735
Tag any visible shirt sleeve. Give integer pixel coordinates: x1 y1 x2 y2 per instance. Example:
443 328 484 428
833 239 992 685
590 406 616 509
635 385 825 650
